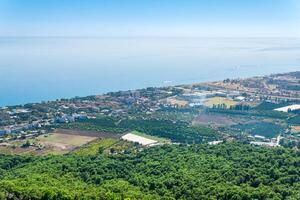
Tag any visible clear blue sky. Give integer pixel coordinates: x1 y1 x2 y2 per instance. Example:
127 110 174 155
0 0 299 37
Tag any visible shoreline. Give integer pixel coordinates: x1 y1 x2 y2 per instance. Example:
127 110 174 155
1 70 299 108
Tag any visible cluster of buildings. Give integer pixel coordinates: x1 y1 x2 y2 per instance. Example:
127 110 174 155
161 87 248 108
206 73 300 103
54 113 88 123
0 120 49 135
0 87 170 142
0 112 88 141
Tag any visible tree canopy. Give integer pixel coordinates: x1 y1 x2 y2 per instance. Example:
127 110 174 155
0 143 300 199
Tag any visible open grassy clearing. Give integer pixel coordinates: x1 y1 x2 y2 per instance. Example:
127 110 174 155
0 141 59 156
33 132 99 155
204 97 237 108
37 133 97 147
2 133 99 155
0 131 102 155
0 128 126 156
291 126 300 134
73 138 118 156
0 139 41 155
0 147 41 155
73 138 135 156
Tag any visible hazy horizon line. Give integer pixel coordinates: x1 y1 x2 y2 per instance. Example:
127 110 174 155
0 36 300 39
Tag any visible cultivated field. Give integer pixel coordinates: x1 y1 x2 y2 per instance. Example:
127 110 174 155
193 113 238 126
165 97 188 107
204 97 237 108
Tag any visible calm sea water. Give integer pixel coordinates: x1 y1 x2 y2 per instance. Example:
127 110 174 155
0 37 299 106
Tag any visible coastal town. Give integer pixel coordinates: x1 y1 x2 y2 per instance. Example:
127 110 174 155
0 71 300 153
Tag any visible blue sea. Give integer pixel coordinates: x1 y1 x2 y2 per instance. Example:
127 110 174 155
0 37 299 107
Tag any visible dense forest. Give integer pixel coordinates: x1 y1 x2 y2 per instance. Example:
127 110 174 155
0 143 300 199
